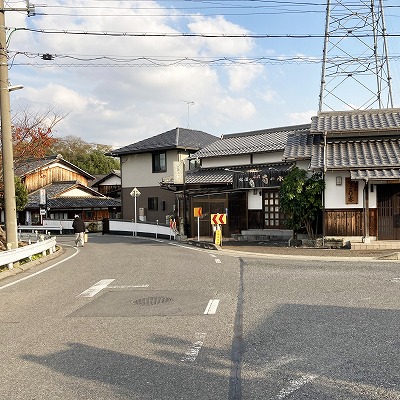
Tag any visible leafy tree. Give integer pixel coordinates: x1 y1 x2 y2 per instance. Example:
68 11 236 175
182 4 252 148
0 177 28 211
15 177 28 211
49 136 120 174
0 108 66 211
279 167 325 239
0 108 65 177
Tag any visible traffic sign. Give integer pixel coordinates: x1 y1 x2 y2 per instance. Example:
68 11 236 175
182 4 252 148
211 213 227 225
130 187 141 197
194 207 203 217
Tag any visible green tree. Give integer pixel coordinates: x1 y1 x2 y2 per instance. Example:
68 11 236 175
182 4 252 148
15 177 28 211
49 136 119 174
279 167 325 239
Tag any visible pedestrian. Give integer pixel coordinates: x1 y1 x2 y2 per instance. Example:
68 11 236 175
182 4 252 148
72 215 86 247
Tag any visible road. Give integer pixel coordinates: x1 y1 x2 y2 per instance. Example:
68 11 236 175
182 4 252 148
0 234 399 399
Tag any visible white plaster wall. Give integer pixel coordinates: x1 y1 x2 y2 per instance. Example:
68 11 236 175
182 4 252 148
100 175 121 185
252 152 284 164
121 150 181 187
201 155 251 168
248 191 263 210
60 188 92 197
325 172 377 209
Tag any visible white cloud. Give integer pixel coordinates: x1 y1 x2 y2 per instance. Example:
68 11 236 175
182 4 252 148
226 64 264 92
6 0 330 147
188 15 254 56
288 110 315 125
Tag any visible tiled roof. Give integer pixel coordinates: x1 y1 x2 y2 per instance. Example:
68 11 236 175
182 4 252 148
283 132 322 161
14 155 95 180
185 168 233 185
351 169 400 180
286 133 400 172
26 181 113 208
191 124 310 159
110 128 218 155
48 197 121 209
310 108 400 133
325 138 400 169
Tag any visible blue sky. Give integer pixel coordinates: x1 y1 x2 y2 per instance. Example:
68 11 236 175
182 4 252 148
7 1 400 147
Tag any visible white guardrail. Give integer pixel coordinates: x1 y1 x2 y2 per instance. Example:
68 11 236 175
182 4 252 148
0 237 57 270
109 219 176 239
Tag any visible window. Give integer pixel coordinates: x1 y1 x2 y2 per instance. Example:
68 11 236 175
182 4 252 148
152 152 166 172
264 190 285 228
148 197 158 211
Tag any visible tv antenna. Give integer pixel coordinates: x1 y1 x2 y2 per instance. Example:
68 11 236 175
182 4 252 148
181 100 194 128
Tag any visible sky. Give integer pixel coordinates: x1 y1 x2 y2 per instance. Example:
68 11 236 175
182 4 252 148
6 0 400 148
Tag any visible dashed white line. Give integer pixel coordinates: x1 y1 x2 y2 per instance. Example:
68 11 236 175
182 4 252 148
204 299 220 314
108 285 149 289
215 259 222 263
77 279 115 297
181 332 206 362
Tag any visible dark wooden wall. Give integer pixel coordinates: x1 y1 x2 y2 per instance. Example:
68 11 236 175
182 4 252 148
325 209 377 236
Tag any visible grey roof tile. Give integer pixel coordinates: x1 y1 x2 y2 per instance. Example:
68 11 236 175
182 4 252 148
283 131 321 161
351 169 400 180
191 124 310 159
325 138 400 169
110 128 218 155
284 131 400 172
311 108 400 133
186 168 233 185
26 181 114 208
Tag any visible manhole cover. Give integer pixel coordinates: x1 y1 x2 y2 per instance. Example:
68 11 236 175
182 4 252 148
133 296 172 306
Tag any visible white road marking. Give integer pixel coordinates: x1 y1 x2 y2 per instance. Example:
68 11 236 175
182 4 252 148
277 374 318 399
210 254 217 258
0 252 78 291
215 259 222 263
77 279 115 297
181 332 206 362
108 285 149 289
204 299 220 314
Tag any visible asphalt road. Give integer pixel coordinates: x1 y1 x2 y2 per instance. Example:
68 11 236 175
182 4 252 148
0 234 399 399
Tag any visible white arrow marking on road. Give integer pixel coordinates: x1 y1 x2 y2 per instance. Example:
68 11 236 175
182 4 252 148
181 332 207 362
215 259 222 263
77 279 115 297
204 299 220 314
277 374 318 399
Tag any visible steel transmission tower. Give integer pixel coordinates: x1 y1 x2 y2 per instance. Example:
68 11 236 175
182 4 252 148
319 0 393 112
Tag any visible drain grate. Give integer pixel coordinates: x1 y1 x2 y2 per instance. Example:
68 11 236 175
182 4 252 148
133 296 172 306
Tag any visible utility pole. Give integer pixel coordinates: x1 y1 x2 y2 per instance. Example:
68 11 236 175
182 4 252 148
0 0 18 249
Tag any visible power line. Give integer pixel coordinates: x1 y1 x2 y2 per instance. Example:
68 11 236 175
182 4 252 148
9 27 400 39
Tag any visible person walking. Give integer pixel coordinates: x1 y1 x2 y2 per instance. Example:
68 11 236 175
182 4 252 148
72 215 86 247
